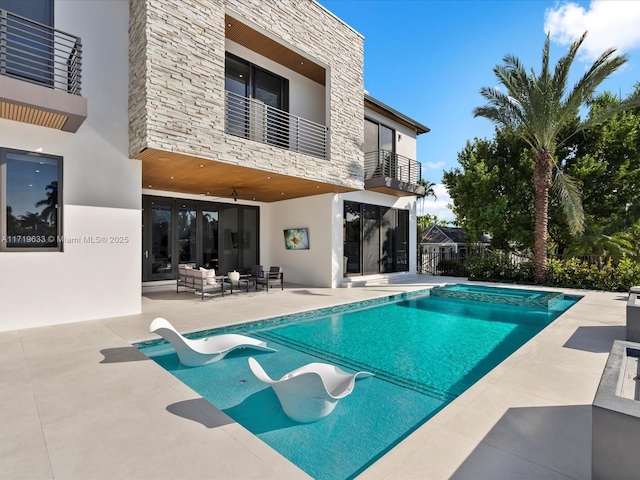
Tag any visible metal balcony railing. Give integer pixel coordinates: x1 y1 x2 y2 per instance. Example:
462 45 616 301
0 9 82 95
364 150 422 185
225 90 328 160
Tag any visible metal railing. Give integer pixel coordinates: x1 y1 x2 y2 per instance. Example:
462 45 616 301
225 90 328 159
0 9 82 95
364 150 422 185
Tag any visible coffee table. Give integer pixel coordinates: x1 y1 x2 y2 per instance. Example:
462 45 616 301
224 275 250 293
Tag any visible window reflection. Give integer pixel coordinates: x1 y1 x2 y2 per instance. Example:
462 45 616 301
4 150 60 249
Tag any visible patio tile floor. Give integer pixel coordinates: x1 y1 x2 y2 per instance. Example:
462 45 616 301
0 277 626 479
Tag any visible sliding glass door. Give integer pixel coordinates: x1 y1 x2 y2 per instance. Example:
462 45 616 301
143 196 259 281
343 201 409 276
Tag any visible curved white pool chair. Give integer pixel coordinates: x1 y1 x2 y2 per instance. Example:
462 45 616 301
248 357 373 423
149 317 275 367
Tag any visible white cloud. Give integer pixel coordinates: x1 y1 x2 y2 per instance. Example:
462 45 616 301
425 161 446 170
544 1 640 62
418 184 455 222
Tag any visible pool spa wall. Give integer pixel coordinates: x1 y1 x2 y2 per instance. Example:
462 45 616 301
592 339 640 479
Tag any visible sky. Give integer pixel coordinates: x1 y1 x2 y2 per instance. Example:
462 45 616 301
316 0 640 221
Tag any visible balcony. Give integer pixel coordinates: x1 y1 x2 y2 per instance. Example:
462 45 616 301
364 150 425 196
0 9 87 132
225 91 328 160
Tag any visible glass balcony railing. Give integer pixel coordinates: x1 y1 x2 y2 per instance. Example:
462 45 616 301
0 8 82 95
225 90 328 160
364 150 422 185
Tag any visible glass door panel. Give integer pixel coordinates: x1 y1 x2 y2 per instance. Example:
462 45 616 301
225 55 249 138
254 68 287 148
380 207 395 273
144 197 173 281
380 125 395 177
397 209 409 271
362 205 380 275
202 207 218 270
240 208 258 272
220 206 239 275
344 202 361 275
177 203 197 267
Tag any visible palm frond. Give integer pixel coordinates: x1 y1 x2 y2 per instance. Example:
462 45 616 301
551 169 585 235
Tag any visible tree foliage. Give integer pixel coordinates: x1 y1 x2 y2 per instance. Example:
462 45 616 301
447 84 640 261
472 32 639 283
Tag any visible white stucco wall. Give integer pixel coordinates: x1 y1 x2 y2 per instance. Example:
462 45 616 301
266 194 335 287
260 191 417 289
0 0 141 332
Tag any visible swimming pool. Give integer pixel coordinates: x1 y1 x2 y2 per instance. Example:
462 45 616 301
137 285 580 479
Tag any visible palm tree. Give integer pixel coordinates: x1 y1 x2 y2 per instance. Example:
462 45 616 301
417 178 437 216
474 32 639 284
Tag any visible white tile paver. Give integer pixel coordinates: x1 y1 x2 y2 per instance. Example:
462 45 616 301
0 279 627 479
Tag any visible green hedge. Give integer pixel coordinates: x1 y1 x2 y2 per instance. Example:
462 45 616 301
546 257 640 292
436 259 470 277
466 255 640 291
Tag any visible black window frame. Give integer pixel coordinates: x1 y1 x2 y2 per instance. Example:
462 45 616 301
225 52 289 112
0 147 63 252
364 117 396 154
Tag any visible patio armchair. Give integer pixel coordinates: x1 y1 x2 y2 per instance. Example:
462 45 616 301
256 266 284 291
245 264 264 288
149 317 276 367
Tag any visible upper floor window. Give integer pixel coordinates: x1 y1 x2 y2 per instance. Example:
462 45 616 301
225 52 289 111
364 118 395 154
0 0 56 88
0 0 53 25
1 148 62 251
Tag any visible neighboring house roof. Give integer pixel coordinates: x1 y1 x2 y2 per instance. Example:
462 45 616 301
421 226 467 244
364 94 430 134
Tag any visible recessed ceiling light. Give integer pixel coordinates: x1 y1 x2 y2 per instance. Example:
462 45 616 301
227 23 232 27
206 191 210 194
252 197 256 200
148 185 152 187
28 184 33 187
35 169 40 173
199 164 204 167
300 61 304 65
170 176 174 179
267 176 271 179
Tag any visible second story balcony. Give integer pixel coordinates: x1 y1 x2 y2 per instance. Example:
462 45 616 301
225 90 328 160
0 8 87 132
364 150 425 197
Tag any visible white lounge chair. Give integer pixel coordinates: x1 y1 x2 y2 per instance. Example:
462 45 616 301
149 317 276 367
248 357 373 423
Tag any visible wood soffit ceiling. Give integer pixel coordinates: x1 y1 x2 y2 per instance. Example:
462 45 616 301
138 148 355 203
0 101 68 130
225 14 326 86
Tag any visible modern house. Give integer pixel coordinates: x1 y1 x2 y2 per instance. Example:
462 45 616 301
0 0 429 332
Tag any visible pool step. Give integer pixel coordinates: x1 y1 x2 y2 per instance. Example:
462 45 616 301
340 273 423 288
430 285 564 309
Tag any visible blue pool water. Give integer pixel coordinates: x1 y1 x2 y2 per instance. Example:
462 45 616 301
136 285 580 479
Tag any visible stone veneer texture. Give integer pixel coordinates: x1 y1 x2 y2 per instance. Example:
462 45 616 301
129 0 365 188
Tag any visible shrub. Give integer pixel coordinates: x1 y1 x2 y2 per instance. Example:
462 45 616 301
436 259 469 277
466 254 534 284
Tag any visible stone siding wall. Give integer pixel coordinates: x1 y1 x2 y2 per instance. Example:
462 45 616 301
129 0 364 188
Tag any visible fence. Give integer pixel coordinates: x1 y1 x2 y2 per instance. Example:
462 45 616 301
418 248 627 277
